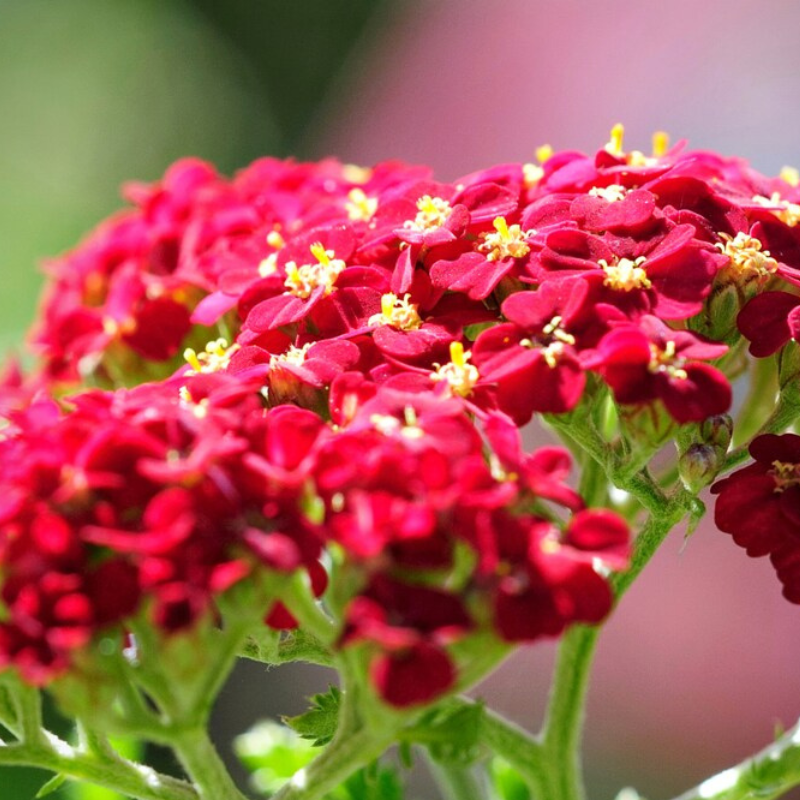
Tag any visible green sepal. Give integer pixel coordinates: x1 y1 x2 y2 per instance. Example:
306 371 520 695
284 685 341 747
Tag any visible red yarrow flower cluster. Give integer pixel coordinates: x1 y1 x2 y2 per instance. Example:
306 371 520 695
9 126 800 705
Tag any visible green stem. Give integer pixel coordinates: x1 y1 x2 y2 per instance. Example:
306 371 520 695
722 393 800 475
0 738 197 800
172 727 248 800
540 625 600 800
282 571 337 646
241 629 334 667
427 758 487 800
450 698 549 798
270 725 398 800
732 354 778 448
670 719 800 800
538 495 690 800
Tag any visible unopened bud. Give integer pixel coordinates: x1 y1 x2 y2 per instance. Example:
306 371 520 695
699 414 733 452
679 443 723 493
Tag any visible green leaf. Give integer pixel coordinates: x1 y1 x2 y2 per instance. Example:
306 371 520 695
405 700 485 765
36 773 67 798
329 761 404 800
490 757 531 800
284 685 341 747
234 720 317 795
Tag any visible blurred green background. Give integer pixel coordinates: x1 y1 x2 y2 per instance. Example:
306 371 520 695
0 0 392 357
0 1 392 796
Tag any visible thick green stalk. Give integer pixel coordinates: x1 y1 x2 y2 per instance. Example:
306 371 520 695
0 739 197 800
540 625 600 800
428 758 487 800
269 725 399 800
671 719 800 800
172 727 249 800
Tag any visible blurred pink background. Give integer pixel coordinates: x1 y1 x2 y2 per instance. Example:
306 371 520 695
318 1 800 796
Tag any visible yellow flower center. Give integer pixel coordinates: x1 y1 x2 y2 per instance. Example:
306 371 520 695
269 343 312 370
342 163 372 184
404 195 452 232
184 338 239 375
589 184 628 203
479 217 534 261
345 188 378 222
716 232 778 279
780 166 800 188
753 193 800 227
771 460 800 491
599 257 651 291
283 242 346 298
370 406 425 439
648 340 687 380
431 341 480 397
368 293 423 330
518 317 576 368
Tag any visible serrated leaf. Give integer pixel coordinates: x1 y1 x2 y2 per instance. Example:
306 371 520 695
36 773 67 798
284 685 341 747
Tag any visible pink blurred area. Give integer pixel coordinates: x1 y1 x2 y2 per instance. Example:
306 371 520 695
319 1 800 796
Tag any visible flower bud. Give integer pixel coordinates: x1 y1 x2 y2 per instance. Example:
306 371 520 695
679 443 723 493
699 414 733 452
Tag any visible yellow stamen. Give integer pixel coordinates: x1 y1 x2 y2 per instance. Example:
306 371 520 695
479 217 534 261
183 348 203 373
652 131 670 158
589 184 628 203
342 163 372 184
648 340 688 380
600 257 651 291
368 293 422 330
522 163 545 188
431 342 479 397
266 229 285 249
605 124 625 157
450 341 467 367
404 195 452 232
716 232 778 279
771 460 800 491
259 253 278 277
536 144 554 164
345 188 378 222
542 316 576 345
283 245 346 298
269 343 312 370
184 338 239 375
753 193 800 227
781 166 800 188
309 242 330 267
541 341 565 368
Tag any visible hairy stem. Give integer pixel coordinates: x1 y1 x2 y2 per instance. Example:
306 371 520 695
671 719 800 800
172 727 249 800
0 737 197 800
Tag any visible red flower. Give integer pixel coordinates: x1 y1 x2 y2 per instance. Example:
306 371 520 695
583 316 731 422
713 434 800 602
